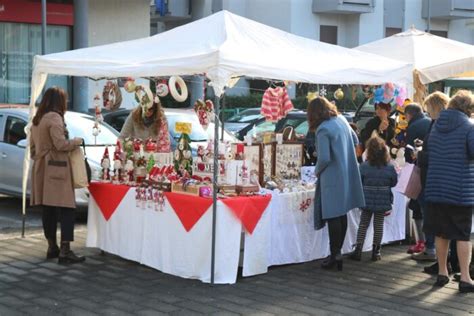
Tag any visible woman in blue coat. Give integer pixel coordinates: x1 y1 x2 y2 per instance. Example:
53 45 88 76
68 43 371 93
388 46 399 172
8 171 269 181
424 90 474 292
308 97 365 271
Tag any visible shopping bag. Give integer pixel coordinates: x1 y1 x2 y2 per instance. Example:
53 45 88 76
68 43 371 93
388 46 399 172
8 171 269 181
394 163 421 199
70 145 90 188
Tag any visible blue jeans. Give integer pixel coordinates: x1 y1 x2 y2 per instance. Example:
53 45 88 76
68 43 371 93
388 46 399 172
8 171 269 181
418 191 435 250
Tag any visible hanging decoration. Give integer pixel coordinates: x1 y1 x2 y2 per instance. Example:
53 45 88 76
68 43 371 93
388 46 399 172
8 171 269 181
156 79 169 97
318 86 327 97
134 85 155 118
194 99 214 130
124 78 137 93
306 91 318 103
92 94 102 140
169 76 188 102
334 88 344 101
102 80 123 110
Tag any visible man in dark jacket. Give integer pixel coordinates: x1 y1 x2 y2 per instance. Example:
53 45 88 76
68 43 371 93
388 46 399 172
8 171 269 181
403 103 434 261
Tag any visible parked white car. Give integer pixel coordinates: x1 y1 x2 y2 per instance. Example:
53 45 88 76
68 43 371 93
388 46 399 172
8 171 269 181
0 106 118 205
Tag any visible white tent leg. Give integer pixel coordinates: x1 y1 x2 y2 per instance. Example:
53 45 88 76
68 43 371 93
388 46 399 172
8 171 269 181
22 69 48 237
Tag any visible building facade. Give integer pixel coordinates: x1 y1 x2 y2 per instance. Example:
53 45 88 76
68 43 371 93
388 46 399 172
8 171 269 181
0 0 150 111
151 0 474 97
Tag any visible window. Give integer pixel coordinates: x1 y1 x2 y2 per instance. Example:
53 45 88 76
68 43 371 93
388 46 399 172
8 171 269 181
4 116 26 145
320 25 338 45
385 27 402 37
429 30 448 38
0 23 72 104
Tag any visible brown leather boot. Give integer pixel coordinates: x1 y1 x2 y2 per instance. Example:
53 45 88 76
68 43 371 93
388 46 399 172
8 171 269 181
46 238 60 259
58 242 85 264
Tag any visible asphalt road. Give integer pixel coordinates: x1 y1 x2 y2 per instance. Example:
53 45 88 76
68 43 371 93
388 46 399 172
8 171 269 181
0 195 87 239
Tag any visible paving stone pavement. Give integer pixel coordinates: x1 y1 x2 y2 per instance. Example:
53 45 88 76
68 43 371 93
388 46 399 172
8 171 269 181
0 229 473 316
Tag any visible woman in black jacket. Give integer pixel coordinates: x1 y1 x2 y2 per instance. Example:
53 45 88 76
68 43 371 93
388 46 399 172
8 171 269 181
360 102 395 148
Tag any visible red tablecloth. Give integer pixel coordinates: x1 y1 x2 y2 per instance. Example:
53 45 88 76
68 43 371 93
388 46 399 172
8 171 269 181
221 195 272 234
88 183 272 233
164 192 213 232
88 182 130 221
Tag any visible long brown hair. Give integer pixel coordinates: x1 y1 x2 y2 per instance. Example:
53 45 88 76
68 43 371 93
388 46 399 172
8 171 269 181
33 87 68 126
132 102 165 135
307 97 338 132
365 136 390 168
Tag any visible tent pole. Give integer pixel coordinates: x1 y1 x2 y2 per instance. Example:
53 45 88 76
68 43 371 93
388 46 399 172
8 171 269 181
210 93 220 286
221 95 225 141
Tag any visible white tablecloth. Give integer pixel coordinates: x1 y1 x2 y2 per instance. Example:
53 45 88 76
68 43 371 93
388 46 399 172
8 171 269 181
87 189 407 283
242 189 407 276
87 190 243 284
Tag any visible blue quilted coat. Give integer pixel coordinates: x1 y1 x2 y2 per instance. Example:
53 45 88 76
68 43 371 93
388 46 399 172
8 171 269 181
425 109 474 206
359 162 398 212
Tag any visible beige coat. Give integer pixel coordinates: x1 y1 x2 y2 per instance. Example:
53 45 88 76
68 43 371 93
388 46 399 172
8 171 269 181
30 112 81 209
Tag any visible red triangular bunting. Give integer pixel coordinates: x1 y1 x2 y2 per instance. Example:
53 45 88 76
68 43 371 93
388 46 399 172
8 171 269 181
221 195 271 234
165 192 213 232
89 183 130 221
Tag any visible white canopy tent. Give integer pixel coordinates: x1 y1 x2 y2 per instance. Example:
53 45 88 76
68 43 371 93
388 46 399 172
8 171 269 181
24 10 411 283
355 27 474 101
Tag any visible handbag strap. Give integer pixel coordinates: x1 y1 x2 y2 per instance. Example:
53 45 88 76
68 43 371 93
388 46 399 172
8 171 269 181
82 142 87 158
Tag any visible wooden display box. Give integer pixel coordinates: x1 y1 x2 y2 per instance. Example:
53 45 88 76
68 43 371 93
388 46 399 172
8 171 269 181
231 143 264 186
262 142 276 182
274 142 304 180
171 182 208 196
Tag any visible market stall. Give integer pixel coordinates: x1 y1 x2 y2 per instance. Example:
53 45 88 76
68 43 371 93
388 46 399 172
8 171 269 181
355 27 474 101
24 11 412 284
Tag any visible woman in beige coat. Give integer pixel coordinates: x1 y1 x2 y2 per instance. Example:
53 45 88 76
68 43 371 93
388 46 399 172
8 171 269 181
31 87 85 264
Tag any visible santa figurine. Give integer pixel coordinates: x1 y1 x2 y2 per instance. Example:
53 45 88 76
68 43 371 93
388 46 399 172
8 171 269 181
124 159 135 185
113 151 123 183
113 141 123 183
101 148 111 181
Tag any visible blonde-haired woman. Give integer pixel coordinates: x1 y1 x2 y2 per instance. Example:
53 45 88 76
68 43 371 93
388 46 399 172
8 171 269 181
423 91 450 120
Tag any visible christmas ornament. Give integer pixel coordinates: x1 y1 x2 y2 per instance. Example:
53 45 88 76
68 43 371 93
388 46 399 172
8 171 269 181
124 78 137 93
319 86 327 97
134 85 154 118
156 80 169 97
306 91 318 102
102 80 122 110
194 99 214 130
334 88 344 101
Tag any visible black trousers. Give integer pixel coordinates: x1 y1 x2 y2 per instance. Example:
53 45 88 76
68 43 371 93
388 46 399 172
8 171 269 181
327 215 348 257
42 206 75 242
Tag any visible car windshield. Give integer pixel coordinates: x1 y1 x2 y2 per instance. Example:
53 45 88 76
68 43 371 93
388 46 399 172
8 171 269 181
227 111 261 123
295 121 309 136
166 113 209 142
66 115 118 146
